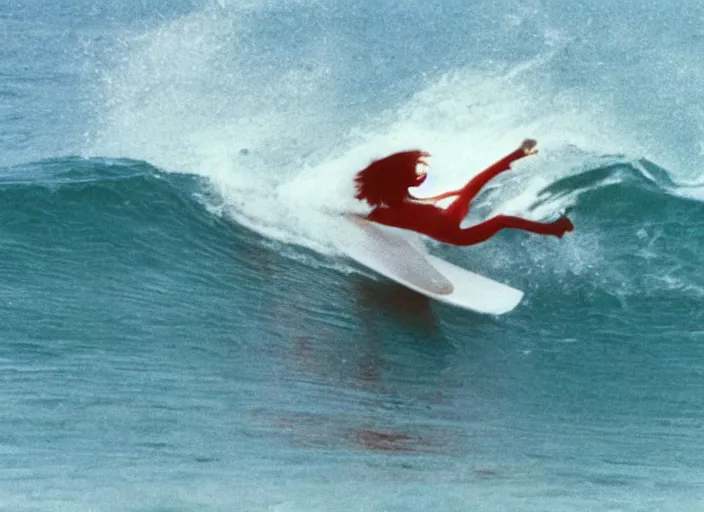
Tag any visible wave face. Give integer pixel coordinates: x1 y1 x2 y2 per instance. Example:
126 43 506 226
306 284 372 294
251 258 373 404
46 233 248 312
2 156 702 315
3 0 704 510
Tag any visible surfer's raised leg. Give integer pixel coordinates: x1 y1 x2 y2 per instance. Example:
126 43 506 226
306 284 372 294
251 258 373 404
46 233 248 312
446 214 574 246
444 139 538 225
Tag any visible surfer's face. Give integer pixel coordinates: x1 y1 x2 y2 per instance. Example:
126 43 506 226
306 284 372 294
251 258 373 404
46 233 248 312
414 154 429 186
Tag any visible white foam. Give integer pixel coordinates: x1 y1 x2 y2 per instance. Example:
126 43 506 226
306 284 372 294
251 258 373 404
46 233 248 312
86 6 644 261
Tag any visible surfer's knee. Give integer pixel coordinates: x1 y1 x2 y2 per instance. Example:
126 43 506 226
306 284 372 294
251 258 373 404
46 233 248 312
447 224 496 246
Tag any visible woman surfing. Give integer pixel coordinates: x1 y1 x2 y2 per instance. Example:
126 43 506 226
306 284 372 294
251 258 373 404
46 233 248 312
353 139 574 246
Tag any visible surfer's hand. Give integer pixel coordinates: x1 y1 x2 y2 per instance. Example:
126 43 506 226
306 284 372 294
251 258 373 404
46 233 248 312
520 139 538 156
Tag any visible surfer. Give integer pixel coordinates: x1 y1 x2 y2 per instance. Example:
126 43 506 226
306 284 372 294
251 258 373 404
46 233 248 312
353 139 574 246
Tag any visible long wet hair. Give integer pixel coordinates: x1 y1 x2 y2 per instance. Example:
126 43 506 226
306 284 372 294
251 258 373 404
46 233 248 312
354 150 429 207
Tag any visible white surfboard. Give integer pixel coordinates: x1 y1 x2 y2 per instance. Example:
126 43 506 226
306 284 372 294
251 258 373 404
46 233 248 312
340 216 524 315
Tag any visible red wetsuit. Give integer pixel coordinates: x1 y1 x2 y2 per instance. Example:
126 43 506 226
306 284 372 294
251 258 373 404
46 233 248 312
357 146 573 246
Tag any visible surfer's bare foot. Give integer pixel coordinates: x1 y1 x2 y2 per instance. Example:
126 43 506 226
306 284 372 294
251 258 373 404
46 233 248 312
520 139 538 156
554 216 574 238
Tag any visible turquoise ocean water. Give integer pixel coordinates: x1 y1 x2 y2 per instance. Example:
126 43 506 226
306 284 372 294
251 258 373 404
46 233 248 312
2 1 704 510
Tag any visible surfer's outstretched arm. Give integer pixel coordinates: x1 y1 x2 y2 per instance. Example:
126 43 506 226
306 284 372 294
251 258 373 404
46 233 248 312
460 138 537 199
443 139 538 223
410 140 536 204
